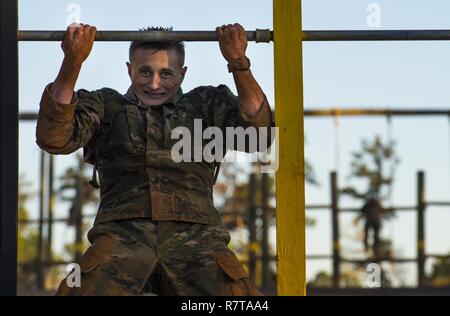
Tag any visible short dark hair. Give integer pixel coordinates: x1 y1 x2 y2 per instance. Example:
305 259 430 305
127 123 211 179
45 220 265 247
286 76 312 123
129 27 185 67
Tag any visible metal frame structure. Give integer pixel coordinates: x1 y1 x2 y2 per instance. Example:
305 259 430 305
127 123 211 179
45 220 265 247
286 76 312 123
15 153 450 294
16 108 450 295
3 0 450 295
0 0 18 296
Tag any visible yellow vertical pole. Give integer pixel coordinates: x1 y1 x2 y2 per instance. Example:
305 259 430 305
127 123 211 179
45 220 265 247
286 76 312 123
273 0 306 295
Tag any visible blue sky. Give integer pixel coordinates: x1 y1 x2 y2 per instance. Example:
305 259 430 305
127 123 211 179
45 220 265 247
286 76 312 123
18 0 450 286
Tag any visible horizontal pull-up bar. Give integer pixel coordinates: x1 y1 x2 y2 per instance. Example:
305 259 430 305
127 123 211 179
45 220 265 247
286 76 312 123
17 29 273 42
304 30 450 41
17 29 450 42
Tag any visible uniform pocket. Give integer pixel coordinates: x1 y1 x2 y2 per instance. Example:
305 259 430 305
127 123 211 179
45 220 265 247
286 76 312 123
102 106 146 156
79 247 100 275
55 247 100 296
102 109 137 156
79 232 116 275
216 251 263 296
125 105 146 152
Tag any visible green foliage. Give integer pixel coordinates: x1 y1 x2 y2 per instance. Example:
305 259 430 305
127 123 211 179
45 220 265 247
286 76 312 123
18 174 37 262
341 135 400 202
17 174 39 289
58 154 99 258
307 269 363 288
58 154 99 226
428 254 450 287
341 135 399 258
305 160 320 186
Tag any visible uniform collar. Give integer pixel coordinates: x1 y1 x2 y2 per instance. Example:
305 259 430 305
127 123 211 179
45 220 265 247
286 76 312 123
124 86 183 108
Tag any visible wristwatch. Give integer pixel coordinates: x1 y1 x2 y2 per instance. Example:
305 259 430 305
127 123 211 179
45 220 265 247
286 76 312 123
227 56 251 73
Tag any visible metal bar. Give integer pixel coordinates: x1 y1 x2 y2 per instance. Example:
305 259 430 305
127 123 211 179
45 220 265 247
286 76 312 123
17 29 273 42
318 206 417 212
308 255 446 263
18 254 448 268
426 254 450 259
17 29 450 42
19 216 92 224
247 169 257 284
18 112 38 120
74 161 84 263
16 202 439 224
307 255 332 260
331 172 340 288
338 207 370 213
386 206 418 211
36 150 46 290
342 258 418 263
19 218 73 224
219 210 253 217
304 108 450 117
46 155 54 263
308 287 450 296
18 260 74 268
0 0 18 296
19 205 421 223
261 172 270 289
306 204 331 210
303 30 450 41
309 254 450 261
240 255 333 264
20 109 450 121
426 201 450 207
417 171 426 287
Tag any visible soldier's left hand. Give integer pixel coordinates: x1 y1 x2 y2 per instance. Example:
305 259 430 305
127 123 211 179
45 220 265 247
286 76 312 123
216 23 248 62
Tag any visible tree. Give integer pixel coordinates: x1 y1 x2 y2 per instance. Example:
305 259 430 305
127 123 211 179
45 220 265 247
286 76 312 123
307 269 362 288
213 155 319 288
58 153 99 262
341 135 399 258
17 174 38 290
428 254 450 287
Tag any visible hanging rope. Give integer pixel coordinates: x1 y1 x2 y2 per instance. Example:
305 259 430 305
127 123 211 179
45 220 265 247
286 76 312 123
333 109 341 173
386 114 397 272
386 114 394 208
448 115 450 194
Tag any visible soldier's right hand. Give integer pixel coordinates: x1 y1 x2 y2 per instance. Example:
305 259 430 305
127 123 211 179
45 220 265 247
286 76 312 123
61 23 97 65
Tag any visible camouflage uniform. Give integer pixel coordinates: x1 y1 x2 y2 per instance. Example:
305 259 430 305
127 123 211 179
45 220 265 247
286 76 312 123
36 83 273 295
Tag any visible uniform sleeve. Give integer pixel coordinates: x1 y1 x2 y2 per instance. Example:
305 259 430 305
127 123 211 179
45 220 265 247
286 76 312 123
205 85 274 153
36 83 105 155
209 84 272 129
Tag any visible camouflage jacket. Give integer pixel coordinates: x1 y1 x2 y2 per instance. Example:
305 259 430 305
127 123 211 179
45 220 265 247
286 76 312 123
36 83 273 225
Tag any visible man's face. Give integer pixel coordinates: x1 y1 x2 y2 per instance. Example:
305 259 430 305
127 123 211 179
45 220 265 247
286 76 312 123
127 48 187 106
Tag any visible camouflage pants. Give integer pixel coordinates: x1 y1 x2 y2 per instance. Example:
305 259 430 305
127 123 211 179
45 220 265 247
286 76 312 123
56 219 262 296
